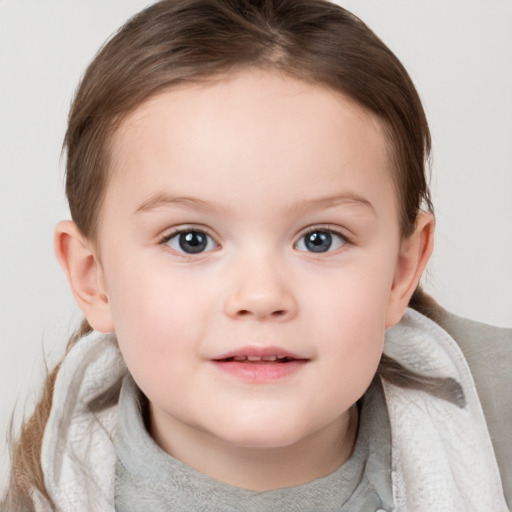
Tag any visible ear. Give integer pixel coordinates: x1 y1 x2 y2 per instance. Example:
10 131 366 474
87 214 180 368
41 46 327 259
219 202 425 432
385 212 435 328
54 220 115 333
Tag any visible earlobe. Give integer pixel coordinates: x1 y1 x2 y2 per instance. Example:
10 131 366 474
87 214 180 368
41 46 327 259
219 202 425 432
385 212 435 328
54 220 115 333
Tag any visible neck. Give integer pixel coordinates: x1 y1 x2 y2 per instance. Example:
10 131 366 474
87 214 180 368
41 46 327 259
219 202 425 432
149 405 359 491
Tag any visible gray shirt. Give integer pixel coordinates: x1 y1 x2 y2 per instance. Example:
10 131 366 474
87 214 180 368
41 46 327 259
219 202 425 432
114 375 394 511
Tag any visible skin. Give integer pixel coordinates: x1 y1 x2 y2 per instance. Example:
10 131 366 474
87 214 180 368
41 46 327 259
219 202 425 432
55 69 434 491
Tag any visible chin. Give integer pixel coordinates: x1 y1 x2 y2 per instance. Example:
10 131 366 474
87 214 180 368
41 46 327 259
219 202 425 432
212 419 309 450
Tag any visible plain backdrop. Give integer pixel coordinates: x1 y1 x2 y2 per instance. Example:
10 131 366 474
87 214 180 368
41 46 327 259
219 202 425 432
1 0 511 487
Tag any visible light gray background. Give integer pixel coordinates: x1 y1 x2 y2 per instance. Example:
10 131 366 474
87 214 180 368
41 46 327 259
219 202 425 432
1 0 511 487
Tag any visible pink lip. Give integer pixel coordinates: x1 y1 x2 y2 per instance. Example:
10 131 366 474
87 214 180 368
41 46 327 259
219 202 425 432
212 346 306 360
210 346 309 383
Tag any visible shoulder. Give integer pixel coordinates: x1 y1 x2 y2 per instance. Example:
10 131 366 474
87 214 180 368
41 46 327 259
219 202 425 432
434 308 512 402
433 307 512 506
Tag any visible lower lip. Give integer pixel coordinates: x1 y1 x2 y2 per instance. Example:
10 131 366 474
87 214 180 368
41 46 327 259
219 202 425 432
211 360 307 382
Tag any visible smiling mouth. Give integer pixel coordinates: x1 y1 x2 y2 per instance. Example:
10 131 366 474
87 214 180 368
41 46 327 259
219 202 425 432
217 355 299 363
210 348 308 381
211 346 311 384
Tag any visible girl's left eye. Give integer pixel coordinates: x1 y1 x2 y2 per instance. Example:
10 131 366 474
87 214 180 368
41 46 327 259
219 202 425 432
162 229 218 254
295 229 347 253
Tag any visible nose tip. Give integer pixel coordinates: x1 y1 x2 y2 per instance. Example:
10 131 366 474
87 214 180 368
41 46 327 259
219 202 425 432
223 275 297 321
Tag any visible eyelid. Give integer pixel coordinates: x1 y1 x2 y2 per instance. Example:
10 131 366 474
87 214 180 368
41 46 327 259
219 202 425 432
295 224 351 240
294 225 351 252
158 225 220 255
158 223 217 241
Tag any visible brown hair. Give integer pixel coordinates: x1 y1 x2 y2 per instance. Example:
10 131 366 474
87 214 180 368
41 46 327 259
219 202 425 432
66 0 431 241
5 0 439 507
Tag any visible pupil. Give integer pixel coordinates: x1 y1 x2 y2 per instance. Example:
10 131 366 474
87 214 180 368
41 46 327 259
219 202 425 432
305 231 332 253
179 231 207 253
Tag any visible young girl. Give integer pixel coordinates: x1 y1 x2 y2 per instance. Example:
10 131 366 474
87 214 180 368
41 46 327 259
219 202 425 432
4 0 511 510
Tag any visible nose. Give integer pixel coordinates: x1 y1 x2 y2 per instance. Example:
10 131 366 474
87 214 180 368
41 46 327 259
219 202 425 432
223 258 298 321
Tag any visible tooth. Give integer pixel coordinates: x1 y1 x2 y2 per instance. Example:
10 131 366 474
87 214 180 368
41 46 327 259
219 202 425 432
262 355 277 361
247 356 261 361
277 355 287 360
234 356 246 361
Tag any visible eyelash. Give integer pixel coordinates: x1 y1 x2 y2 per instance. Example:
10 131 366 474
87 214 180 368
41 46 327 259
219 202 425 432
158 227 219 256
157 225 351 256
294 226 350 254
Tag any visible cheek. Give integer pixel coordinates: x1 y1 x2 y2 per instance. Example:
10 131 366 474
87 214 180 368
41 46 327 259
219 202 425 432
103 257 212 378
318 296 385 380
312 306 384 415
307 250 396 327
305 256 396 391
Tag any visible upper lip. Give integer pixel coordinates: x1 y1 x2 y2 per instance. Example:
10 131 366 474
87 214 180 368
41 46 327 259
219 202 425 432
211 346 308 362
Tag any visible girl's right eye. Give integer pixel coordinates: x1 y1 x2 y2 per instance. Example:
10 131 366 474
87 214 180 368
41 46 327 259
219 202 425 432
162 229 218 254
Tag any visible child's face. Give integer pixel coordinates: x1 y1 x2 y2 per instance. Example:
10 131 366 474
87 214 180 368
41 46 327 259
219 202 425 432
95 70 408 452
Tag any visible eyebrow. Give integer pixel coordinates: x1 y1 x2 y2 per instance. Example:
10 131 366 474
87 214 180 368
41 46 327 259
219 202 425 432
289 193 375 215
135 193 226 214
135 191 375 215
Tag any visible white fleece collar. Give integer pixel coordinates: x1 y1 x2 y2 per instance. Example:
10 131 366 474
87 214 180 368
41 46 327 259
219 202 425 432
38 309 508 511
39 332 124 512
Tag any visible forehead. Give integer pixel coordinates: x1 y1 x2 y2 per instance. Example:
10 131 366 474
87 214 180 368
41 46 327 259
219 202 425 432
106 69 395 216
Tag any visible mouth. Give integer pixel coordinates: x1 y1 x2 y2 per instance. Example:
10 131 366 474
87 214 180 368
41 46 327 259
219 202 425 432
210 347 309 382
214 354 301 363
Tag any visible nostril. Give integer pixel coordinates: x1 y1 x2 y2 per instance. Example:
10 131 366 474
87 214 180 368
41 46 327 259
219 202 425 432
235 309 287 318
